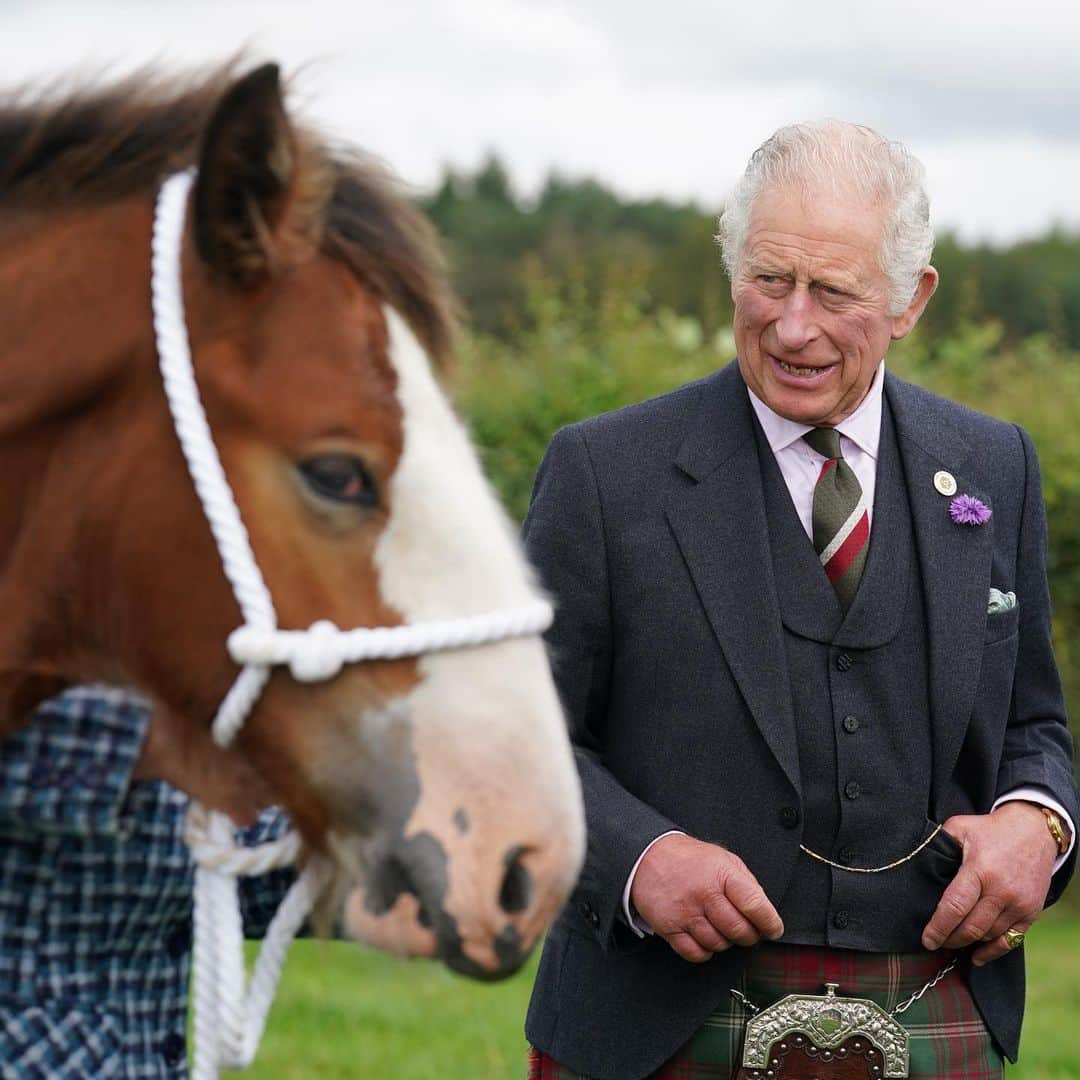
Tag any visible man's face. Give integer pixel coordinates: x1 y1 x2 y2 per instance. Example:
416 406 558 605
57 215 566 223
731 184 931 427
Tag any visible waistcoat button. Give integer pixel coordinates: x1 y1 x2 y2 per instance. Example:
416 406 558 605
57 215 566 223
836 653 854 672
842 715 860 733
779 806 800 829
832 910 850 930
844 780 861 800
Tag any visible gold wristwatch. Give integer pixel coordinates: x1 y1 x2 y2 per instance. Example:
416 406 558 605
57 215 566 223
1043 807 1070 856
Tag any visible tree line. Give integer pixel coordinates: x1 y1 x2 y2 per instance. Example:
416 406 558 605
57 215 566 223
423 156 1080 353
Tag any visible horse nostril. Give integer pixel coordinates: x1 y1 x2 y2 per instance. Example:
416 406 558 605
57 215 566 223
368 852 434 928
499 845 534 915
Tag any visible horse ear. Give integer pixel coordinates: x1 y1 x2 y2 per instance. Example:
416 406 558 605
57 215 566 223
193 63 314 285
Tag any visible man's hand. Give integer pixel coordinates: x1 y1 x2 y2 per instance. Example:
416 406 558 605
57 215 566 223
922 802 1060 966
630 833 784 963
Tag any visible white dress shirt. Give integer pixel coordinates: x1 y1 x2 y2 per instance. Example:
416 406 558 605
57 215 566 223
746 360 884 542
621 364 1072 934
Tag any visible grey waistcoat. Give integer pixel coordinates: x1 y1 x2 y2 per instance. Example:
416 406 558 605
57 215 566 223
753 402 963 951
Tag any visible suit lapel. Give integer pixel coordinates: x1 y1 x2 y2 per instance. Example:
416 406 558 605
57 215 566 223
887 376 995 814
664 366 801 796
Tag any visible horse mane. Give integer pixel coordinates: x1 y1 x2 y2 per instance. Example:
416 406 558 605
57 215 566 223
0 64 458 364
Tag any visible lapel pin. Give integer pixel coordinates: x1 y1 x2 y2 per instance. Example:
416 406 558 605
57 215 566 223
933 470 957 496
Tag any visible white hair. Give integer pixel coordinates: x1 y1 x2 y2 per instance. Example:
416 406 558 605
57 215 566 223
717 120 934 315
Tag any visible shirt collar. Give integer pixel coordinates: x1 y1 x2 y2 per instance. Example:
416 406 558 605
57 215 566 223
746 361 884 460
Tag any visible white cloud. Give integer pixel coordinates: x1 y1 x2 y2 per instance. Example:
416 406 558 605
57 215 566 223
917 135 1080 244
3 0 1080 241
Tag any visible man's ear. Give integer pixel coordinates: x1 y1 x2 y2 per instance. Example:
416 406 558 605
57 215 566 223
891 266 938 340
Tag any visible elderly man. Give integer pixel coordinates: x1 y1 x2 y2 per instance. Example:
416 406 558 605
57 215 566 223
524 122 1077 1080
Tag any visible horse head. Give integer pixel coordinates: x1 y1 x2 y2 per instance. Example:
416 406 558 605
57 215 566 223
0 64 584 978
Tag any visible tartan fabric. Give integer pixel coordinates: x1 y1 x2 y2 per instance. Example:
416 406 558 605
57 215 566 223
0 687 297 1078
528 944 1003 1080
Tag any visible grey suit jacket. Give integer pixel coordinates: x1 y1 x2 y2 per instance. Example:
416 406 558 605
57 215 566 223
523 362 1078 1080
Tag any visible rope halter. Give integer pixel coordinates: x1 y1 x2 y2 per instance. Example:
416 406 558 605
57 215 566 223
151 169 552 1077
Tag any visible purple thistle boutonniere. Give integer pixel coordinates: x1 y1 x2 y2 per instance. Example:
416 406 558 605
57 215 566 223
949 493 992 526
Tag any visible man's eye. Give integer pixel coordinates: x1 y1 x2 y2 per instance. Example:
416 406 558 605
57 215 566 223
757 274 789 291
298 455 378 507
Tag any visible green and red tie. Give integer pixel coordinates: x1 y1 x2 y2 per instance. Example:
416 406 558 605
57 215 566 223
804 427 869 611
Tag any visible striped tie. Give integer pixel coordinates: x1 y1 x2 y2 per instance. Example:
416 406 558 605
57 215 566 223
804 427 869 611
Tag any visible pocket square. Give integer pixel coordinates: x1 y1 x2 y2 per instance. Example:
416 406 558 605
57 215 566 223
988 587 1017 615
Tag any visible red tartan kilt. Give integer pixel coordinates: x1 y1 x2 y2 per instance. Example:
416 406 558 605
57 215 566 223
527 944 1003 1080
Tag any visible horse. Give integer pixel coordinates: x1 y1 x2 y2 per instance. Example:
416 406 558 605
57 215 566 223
0 61 584 981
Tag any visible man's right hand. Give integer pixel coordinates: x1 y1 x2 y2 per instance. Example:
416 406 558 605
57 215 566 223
630 833 784 962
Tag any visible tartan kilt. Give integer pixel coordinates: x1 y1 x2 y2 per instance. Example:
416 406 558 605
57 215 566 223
528 944 1003 1080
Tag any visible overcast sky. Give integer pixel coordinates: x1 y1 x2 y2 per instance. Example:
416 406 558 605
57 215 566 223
5 0 1080 244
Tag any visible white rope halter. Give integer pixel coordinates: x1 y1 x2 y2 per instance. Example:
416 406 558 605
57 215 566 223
151 169 552 1078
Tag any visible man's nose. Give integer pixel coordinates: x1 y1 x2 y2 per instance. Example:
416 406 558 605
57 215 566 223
774 287 818 352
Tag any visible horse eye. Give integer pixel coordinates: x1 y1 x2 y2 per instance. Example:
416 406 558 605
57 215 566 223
298 455 378 507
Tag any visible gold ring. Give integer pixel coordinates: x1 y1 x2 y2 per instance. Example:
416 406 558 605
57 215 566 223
1004 928 1026 950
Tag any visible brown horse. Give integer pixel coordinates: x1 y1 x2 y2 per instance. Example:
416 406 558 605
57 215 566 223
0 63 583 978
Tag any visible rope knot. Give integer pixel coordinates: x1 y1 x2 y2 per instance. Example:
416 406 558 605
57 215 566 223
289 620 345 682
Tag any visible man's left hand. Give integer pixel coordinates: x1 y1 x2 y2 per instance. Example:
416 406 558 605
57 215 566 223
922 802 1060 965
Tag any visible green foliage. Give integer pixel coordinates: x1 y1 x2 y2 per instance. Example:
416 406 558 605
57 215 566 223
245 911 1080 1075
422 159 732 342
457 270 720 520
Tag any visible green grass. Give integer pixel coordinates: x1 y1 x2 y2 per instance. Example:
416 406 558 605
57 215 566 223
1010 908 1080 1078
244 910 1080 1078
245 940 536 1078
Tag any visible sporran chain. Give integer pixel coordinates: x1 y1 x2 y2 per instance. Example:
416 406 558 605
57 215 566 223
730 958 958 1019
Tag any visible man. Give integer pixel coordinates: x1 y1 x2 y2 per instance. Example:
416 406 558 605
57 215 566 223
524 122 1077 1079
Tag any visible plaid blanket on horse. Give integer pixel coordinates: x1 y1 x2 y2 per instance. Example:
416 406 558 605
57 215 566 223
529 943 1002 1080
0 688 296 1078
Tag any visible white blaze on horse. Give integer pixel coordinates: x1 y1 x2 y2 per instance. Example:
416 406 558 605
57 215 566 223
0 63 584 981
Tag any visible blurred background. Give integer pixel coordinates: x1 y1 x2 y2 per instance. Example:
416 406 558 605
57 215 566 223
5 1 1079 1074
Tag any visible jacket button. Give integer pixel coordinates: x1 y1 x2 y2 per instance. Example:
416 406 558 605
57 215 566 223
160 1032 186 1066
844 780 861 800
779 806 800 829
838 845 856 865
841 715 860 733
836 653 854 672
578 901 600 929
832 910 850 930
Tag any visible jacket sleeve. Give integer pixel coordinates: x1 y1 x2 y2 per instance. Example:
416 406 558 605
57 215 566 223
993 425 1079 903
524 424 679 946
0 686 149 839
235 808 301 939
